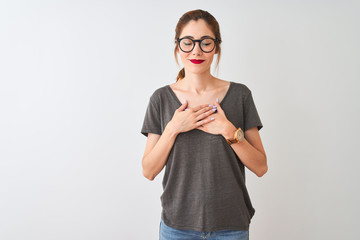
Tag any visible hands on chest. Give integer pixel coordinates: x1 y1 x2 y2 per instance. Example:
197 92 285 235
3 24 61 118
168 98 236 137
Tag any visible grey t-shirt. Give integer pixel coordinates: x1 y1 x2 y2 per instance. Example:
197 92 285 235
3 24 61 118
141 81 263 232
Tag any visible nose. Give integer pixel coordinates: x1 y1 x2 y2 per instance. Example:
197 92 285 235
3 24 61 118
192 42 203 55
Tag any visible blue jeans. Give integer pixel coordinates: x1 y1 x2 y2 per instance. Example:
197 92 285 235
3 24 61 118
159 218 249 240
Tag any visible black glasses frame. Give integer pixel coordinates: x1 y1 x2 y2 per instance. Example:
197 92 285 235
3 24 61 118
177 37 218 53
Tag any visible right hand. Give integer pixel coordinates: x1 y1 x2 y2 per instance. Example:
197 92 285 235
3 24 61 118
168 100 216 134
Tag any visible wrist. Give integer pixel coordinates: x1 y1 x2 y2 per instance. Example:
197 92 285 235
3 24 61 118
222 122 237 139
165 121 180 137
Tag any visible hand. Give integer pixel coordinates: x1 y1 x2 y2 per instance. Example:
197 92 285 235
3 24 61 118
169 100 216 134
196 99 236 136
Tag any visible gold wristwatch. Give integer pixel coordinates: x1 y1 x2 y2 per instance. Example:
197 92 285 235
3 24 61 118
226 127 244 145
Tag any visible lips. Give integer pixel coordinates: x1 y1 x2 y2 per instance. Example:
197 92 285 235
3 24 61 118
190 59 205 64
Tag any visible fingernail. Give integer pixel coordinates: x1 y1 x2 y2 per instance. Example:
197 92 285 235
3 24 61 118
212 108 216 112
183 99 187 104
216 97 219 103
184 108 188 111
212 105 217 108
210 117 215 120
209 104 213 107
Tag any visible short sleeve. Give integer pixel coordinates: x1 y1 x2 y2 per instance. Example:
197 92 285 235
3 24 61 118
141 98 162 137
243 90 263 131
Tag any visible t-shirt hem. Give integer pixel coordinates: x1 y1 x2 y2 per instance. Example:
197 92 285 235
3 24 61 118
162 217 250 232
141 129 162 137
244 122 263 132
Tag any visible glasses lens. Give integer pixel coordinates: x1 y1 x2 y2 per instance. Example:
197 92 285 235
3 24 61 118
179 38 194 52
200 38 215 52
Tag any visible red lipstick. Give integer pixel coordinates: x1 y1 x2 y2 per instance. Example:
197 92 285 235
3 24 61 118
190 59 205 64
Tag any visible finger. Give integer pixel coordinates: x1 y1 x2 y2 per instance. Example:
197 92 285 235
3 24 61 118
195 108 217 121
194 106 213 116
213 99 223 113
177 99 188 111
196 116 215 127
192 103 210 112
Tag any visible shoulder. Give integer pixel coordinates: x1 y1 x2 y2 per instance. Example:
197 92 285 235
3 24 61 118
230 81 252 97
231 81 251 91
149 84 170 103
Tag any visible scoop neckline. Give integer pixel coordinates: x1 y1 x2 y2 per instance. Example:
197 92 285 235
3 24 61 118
166 81 233 107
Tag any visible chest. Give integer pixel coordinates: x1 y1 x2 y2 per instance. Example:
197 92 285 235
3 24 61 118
169 86 229 108
178 92 218 108
160 86 245 132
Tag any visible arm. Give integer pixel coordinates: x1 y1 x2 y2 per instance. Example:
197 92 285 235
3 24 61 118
142 102 216 181
222 124 268 177
142 122 179 181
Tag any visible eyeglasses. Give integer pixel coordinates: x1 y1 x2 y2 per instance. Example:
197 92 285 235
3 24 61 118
177 37 218 53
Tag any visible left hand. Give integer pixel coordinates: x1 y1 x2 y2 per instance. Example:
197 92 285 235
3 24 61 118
196 99 236 136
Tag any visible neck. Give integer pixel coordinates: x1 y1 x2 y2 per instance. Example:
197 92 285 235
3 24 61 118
181 71 217 94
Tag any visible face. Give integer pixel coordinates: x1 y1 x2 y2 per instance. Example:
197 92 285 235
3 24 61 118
177 19 217 75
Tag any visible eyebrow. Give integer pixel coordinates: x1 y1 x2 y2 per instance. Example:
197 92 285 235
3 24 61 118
181 35 214 39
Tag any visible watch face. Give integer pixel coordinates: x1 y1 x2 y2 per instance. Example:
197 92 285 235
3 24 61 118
236 129 244 141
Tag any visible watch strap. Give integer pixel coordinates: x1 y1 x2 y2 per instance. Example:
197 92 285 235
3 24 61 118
226 128 244 145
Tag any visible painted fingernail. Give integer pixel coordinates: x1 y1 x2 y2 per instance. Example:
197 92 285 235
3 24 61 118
212 108 216 112
212 105 217 108
210 117 215 120
209 104 213 107
184 108 188 111
183 99 187 104
216 97 219 103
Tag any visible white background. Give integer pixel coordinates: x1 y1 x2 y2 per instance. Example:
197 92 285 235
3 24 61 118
1 0 359 239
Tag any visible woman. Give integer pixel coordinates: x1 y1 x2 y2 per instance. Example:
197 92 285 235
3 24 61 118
141 9 267 240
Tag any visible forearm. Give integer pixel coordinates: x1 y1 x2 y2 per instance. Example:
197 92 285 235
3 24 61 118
222 124 267 177
142 122 179 180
